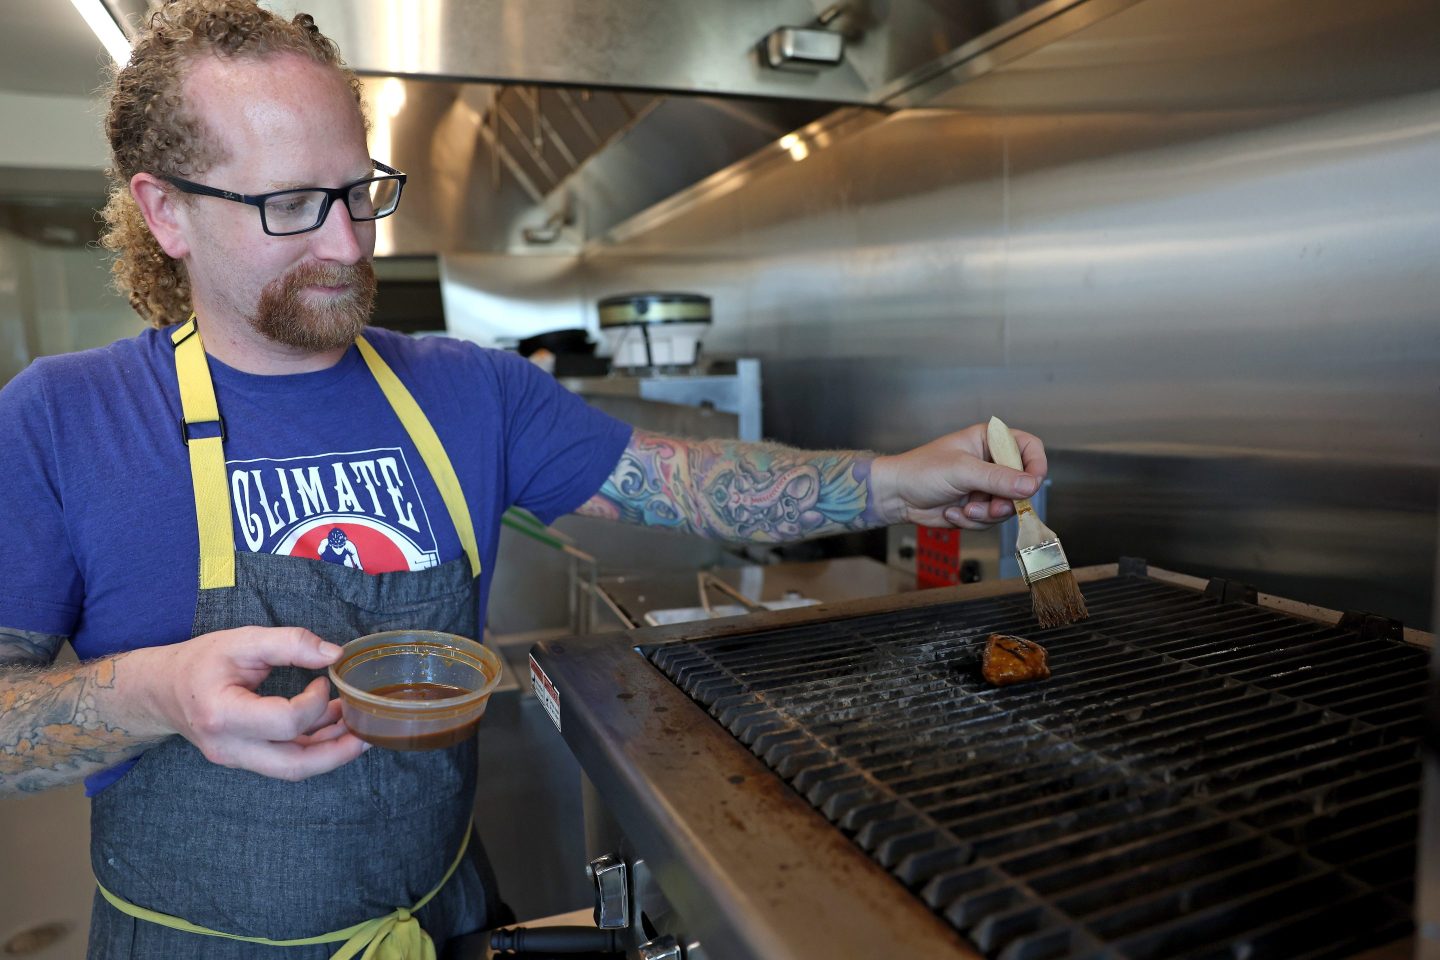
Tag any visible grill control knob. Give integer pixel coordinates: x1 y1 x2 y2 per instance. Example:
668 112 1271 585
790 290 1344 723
586 854 629 929
636 934 682 960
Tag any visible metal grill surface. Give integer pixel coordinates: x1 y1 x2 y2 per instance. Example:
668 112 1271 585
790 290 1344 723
647 575 1428 960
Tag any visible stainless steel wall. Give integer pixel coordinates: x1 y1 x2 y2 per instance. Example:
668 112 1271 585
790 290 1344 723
446 88 1440 629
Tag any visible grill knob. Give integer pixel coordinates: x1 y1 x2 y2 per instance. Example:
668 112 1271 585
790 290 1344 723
585 853 629 929
636 934 682 960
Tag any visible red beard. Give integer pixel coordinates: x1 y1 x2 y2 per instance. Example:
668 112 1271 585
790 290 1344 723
250 260 376 352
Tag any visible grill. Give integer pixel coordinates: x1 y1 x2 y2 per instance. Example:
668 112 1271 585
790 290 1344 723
529 564 1433 960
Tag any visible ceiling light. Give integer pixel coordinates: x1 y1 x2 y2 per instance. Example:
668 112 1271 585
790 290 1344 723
759 26 845 72
68 0 131 66
379 78 407 118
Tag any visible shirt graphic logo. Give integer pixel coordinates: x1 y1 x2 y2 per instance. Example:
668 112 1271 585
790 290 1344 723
319 526 364 570
228 448 440 573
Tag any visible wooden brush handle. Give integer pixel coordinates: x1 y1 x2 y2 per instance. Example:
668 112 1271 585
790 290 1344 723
987 417 1024 470
987 416 1036 516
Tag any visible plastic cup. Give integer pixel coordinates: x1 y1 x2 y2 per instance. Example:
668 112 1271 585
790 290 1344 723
328 630 502 751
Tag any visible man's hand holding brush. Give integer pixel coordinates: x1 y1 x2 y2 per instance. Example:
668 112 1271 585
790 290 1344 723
868 423 1048 530
868 420 1088 628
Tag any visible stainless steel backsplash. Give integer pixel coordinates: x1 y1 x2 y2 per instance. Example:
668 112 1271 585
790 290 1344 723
445 87 1440 629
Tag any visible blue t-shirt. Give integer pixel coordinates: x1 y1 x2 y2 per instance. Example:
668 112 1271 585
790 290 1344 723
0 325 630 792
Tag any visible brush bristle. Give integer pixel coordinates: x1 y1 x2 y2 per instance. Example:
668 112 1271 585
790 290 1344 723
1031 571 1089 628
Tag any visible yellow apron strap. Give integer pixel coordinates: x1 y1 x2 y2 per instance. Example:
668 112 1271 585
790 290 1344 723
172 320 482 586
355 335 481 579
171 316 236 590
96 828 468 959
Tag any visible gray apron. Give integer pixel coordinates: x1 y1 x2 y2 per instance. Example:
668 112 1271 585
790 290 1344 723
87 324 502 958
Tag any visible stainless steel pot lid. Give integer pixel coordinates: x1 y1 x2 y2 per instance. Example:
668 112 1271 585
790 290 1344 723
598 292 712 327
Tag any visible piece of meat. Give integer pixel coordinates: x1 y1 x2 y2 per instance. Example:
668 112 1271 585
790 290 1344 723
982 633 1051 686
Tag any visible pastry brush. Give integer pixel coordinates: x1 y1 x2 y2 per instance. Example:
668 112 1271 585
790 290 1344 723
986 416 1089 628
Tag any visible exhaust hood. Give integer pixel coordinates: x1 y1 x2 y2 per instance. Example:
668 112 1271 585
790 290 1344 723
263 0 1063 107
249 0 1440 257
256 0 1075 255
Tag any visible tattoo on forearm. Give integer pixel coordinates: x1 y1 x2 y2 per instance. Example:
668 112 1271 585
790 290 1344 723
0 628 66 668
0 657 157 794
582 432 878 542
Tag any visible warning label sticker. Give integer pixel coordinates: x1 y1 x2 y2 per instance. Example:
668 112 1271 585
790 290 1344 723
529 653 561 733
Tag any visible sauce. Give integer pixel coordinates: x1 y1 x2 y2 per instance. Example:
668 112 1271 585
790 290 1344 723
358 681 480 750
360 722 478 752
369 681 471 701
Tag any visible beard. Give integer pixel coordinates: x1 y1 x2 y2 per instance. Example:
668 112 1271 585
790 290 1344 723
248 260 376 352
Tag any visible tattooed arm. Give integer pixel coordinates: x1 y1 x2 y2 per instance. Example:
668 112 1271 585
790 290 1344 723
576 425 1048 541
0 626 369 795
0 628 167 794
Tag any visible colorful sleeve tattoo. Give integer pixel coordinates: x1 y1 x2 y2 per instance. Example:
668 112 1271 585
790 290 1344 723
578 430 882 542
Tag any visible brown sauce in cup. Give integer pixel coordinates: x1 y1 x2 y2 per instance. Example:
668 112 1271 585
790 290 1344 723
369 682 471 701
360 682 479 750
361 722 479 751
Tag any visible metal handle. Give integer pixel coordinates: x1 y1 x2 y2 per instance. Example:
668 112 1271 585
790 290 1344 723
586 854 630 929
635 934 683 960
577 579 637 630
697 571 766 615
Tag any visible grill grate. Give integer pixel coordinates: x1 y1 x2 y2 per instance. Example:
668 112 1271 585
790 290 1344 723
648 575 1429 959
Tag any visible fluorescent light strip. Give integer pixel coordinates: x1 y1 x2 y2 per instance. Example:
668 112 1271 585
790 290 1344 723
68 0 132 66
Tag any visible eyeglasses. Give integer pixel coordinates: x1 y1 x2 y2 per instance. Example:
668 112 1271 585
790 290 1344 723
160 159 407 237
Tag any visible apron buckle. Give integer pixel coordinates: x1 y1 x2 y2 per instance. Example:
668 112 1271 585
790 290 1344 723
180 416 227 446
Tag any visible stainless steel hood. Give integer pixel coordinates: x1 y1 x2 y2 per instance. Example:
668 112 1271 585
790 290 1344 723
251 0 1438 258
262 0 1076 255
360 78 837 256
266 0 1439 114
892 0 1440 112
263 0 1065 106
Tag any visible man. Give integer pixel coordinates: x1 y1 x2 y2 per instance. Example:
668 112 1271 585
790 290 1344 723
0 2 1046 957
318 527 363 570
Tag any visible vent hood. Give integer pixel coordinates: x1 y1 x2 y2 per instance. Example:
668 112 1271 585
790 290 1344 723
256 0 1072 255
107 0 1433 257
271 0 1439 113
263 0 1062 107
360 78 837 256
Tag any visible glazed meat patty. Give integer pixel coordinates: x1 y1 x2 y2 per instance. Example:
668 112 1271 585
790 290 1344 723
981 633 1051 686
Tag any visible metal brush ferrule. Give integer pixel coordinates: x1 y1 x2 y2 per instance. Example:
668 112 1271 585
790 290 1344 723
1015 539 1071 585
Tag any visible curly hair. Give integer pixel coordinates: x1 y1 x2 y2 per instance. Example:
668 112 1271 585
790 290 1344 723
101 0 366 326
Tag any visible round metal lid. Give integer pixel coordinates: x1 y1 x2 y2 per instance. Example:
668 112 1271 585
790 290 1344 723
598 292 712 327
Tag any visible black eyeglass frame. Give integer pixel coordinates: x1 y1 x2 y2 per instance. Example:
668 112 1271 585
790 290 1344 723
159 159 407 237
